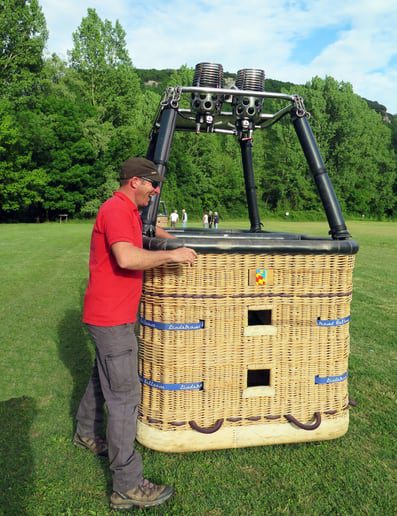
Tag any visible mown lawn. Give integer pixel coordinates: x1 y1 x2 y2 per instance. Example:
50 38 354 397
0 220 396 515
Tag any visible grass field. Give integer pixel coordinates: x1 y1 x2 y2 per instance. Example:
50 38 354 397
0 220 396 515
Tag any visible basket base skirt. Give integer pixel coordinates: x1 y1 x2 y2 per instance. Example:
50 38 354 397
136 412 349 452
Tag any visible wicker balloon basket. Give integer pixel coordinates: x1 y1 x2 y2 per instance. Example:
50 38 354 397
137 236 357 452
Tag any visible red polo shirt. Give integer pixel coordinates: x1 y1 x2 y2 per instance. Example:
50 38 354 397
83 191 143 326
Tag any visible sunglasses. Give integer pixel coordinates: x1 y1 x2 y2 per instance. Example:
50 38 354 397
141 177 161 189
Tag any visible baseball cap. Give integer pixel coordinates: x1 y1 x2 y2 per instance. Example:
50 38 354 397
119 157 165 182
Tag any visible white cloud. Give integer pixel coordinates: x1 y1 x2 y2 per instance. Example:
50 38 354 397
40 0 397 113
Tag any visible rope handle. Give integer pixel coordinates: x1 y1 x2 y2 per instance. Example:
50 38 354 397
284 412 321 430
188 418 224 434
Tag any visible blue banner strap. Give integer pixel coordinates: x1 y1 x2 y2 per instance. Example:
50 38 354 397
139 316 204 331
139 376 203 391
315 372 348 384
317 315 351 327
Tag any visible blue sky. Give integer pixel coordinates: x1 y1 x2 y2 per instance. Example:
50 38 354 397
40 0 397 114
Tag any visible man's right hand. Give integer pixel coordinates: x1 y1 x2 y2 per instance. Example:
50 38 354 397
168 247 197 265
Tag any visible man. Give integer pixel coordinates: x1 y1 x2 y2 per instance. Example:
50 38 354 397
181 208 188 228
170 209 179 228
74 157 197 510
208 210 213 229
213 211 219 229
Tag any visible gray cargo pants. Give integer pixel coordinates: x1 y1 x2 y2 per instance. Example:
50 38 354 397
76 323 143 492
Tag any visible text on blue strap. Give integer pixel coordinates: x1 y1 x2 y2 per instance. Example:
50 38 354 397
315 372 348 384
139 376 203 391
139 316 204 331
317 315 350 327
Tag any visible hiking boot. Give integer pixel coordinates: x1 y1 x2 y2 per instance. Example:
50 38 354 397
73 432 108 457
110 479 174 509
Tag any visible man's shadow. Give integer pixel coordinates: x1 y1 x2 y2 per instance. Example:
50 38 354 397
57 281 110 488
0 396 36 514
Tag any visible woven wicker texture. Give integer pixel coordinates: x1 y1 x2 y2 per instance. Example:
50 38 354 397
138 253 355 436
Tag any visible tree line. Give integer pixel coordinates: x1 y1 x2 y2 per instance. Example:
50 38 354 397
1 0 396 222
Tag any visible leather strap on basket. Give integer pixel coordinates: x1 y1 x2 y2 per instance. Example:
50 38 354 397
189 418 224 434
284 412 321 430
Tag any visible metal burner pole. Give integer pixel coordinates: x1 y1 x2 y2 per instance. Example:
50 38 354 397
291 107 350 240
240 137 262 232
141 106 178 236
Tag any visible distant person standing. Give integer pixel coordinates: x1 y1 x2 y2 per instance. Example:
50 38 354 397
214 211 219 229
208 210 213 229
170 210 179 229
202 212 209 228
181 209 188 228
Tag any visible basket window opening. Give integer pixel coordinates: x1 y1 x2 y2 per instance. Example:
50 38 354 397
247 369 271 387
248 309 272 326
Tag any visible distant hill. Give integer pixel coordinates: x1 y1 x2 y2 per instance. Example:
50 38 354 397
364 99 391 122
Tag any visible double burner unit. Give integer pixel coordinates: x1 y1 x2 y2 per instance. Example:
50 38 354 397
137 63 358 452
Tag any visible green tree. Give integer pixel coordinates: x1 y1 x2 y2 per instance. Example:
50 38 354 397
69 10 130 105
0 0 49 220
0 97 49 220
303 77 396 217
69 9 142 126
0 0 48 98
